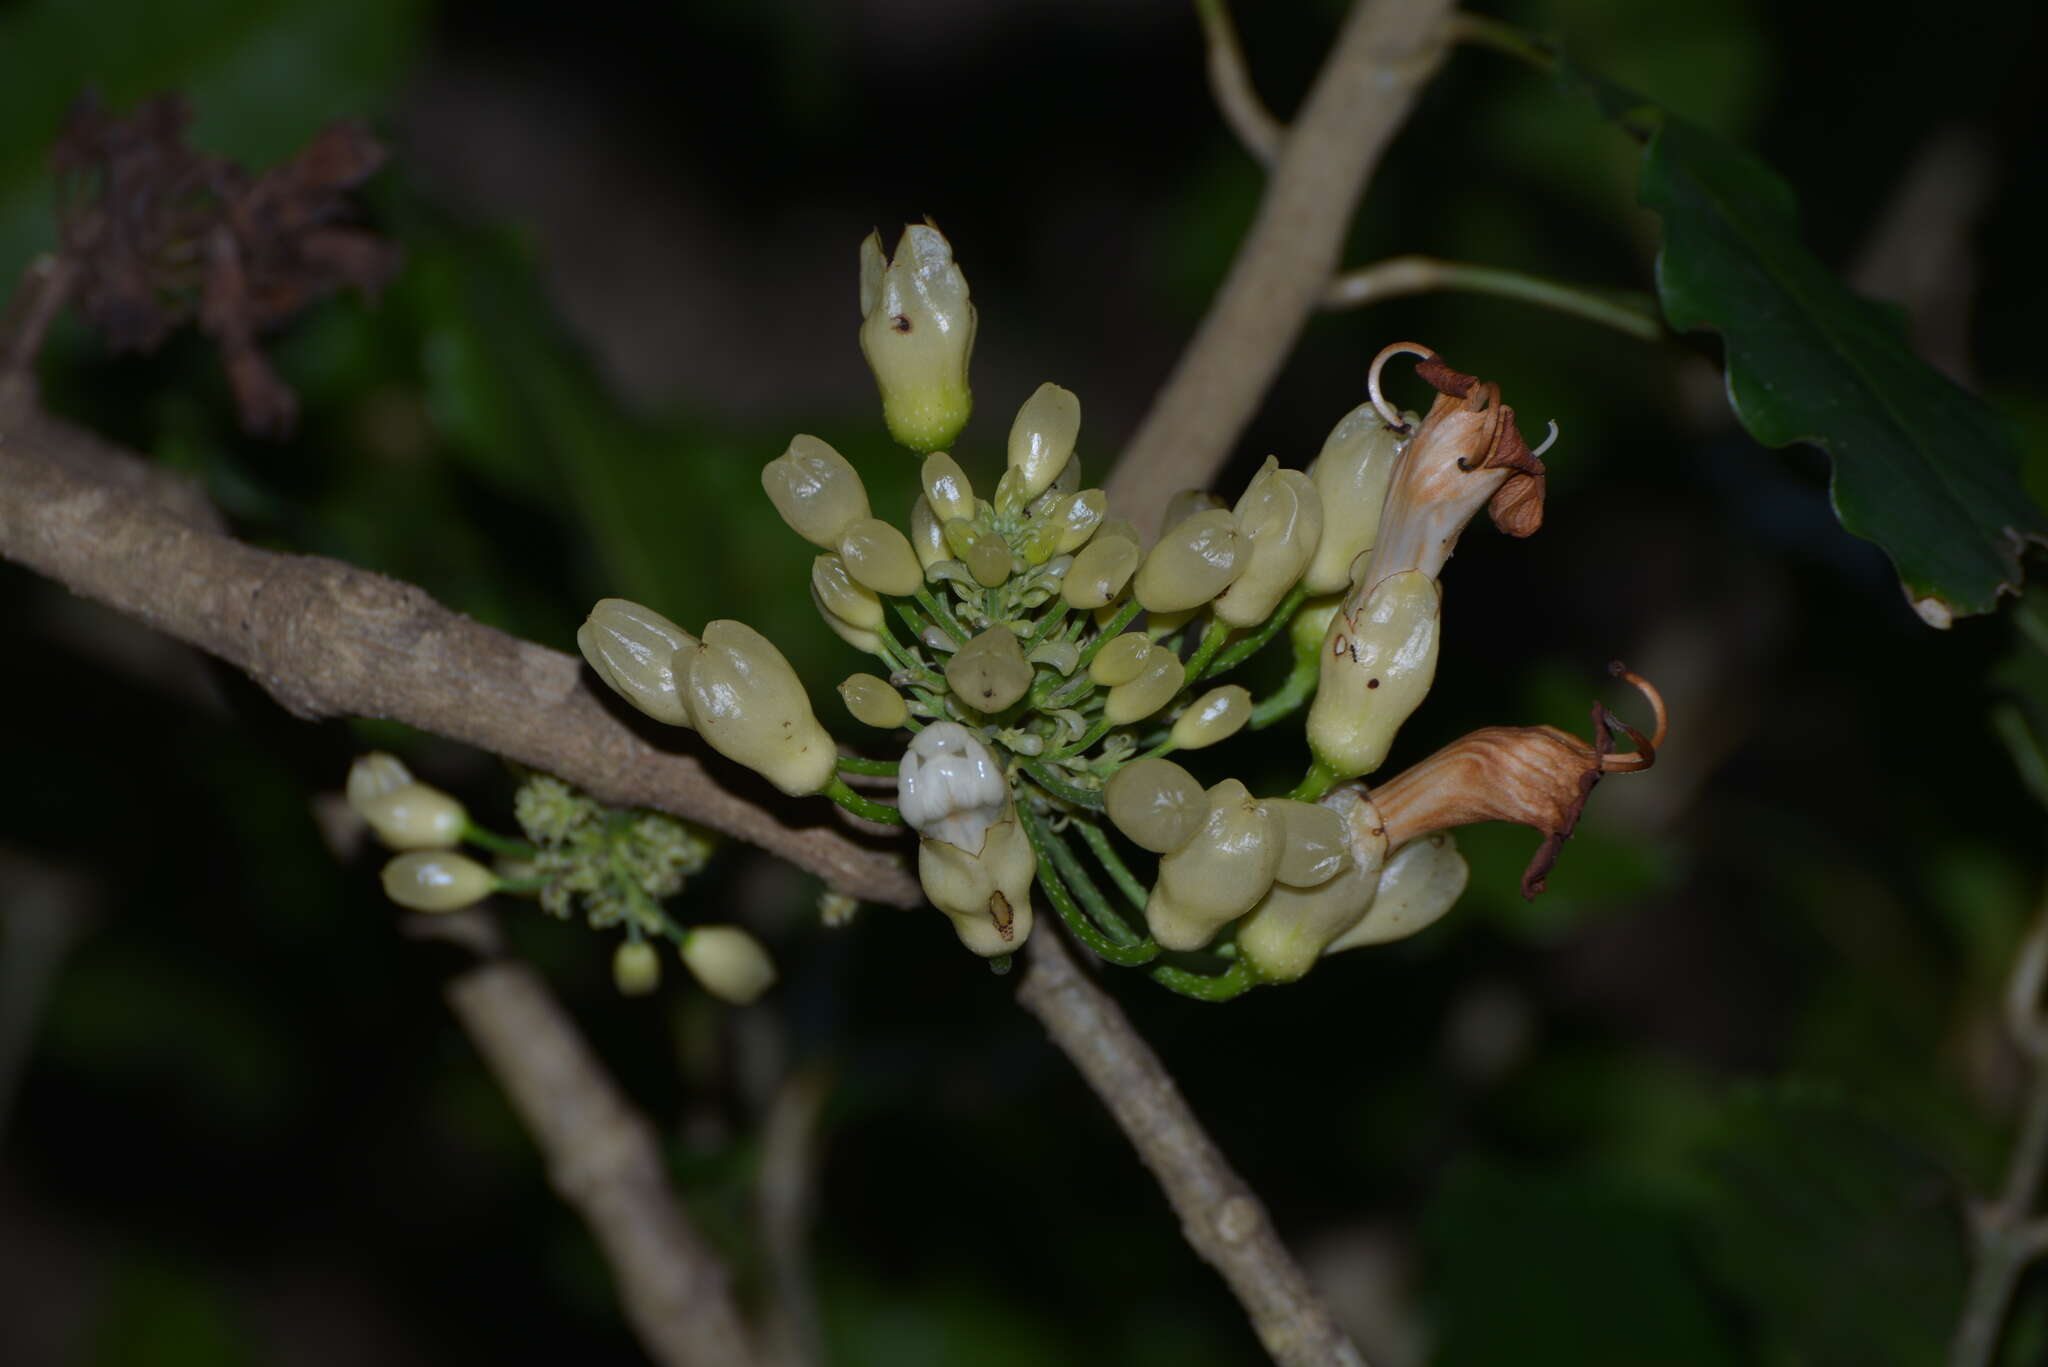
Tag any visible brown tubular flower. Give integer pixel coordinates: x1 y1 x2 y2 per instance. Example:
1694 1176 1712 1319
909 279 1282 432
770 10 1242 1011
1366 664 1667 899
1358 343 1550 586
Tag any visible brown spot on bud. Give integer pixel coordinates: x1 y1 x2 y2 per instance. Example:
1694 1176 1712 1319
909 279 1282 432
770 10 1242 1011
891 314 912 333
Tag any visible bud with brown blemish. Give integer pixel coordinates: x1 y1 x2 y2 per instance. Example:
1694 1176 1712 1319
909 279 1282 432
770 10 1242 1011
859 224 976 453
1365 666 1665 898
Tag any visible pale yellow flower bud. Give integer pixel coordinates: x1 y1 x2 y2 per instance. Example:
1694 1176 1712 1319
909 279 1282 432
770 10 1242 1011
838 517 924 597
1105 649 1186 725
1063 534 1139 609
1214 459 1322 628
1306 570 1440 780
1236 786 1388 982
764 434 871 548
965 533 1012 588
810 584 887 657
1170 685 1251 751
1105 757 1207 854
945 626 1032 714
1323 832 1467 953
683 621 836 796
898 721 1010 853
858 225 976 453
613 940 662 996
917 813 1036 957
812 554 884 630
577 598 700 729
346 752 414 810
839 673 908 729
1146 779 1282 950
1057 489 1107 553
1016 503 1068 565
1134 509 1244 614
909 495 949 570
382 851 495 913
921 452 976 523
1269 798 1349 887
680 925 778 1004
1088 632 1154 686
358 783 468 851
1303 402 1406 595
1006 382 1080 500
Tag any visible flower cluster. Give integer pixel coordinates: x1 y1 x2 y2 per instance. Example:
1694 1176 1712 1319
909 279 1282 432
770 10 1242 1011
345 755 773 1003
576 226 1664 1000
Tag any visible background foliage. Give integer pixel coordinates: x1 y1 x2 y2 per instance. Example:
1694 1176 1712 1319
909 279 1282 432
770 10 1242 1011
3 0 2045 1363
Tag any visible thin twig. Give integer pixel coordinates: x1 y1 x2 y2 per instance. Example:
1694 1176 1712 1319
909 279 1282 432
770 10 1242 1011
1196 0 1283 166
0 254 76 380
1016 930 1366 1366
1107 0 1457 536
0 399 921 908
757 1065 832 1367
410 910 763 1367
1322 255 1663 341
1951 888 2048 1367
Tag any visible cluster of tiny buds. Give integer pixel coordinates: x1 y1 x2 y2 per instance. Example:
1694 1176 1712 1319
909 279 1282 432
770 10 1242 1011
574 226 1662 1001
344 755 774 1004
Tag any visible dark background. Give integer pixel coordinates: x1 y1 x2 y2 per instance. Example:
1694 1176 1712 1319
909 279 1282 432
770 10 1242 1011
3 0 2045 1363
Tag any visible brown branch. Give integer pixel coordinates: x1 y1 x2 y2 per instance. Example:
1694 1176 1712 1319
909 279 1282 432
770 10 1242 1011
1106 0 1456 535
1016 931 1367 1367
0 387 920 908
410 910 762 1367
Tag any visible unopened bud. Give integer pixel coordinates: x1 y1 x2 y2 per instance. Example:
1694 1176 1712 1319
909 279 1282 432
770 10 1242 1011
1269 799 1349 887
1006 382 1080 500
1146 779 1282 950
1306 570 1440 780
382 851 495 913
909 495 950 570
1134 509 1243 614
683 621 836 796
859 225 976 453
917 813 1036 957
358 783 468 851
764 435 871 548
1304 403 1405 595
1105 757 1207 854
839 517 924 597
578 598 699 729
1056 489 1108 553
346 752 414 810
1236 786 1388 981
1214 459 1321 628
1105 649 1185 725
1063 534 1139 609
839 673 908 729
1088 632 1154 686
921 452 977 524
812 554 884 630
1170 685 1251 751
680 925 778 1004
613 940 662 996
811 584 887 657
965 533 1013 588
897 721 1008 853
1323 832 1467 954
946 627 1032 713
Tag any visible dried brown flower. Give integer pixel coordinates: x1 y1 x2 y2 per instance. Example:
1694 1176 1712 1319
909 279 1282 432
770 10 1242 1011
54 93 400 435
1366 664 1667 899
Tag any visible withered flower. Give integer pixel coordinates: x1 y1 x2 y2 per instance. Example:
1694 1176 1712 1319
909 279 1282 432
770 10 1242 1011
1365 664 1667 899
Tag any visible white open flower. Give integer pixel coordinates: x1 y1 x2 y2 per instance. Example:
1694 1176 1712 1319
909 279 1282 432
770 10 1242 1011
897 721 1008 854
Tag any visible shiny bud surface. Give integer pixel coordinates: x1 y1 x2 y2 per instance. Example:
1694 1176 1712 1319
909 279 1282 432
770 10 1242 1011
681 925 778 1004
1006 382 1081 500
1105 757 1208 854
839 673 908 729
920 451 976 523
1146 779 1282 950
683 620 836 796
613 940 662 996
577 598 700 729
1134 509 1243 614
1307 570 1440 780
358 783 468 851
838 517 924 597
382 851 495 913
1170 685 1252 751
859 225 976 453
811 554 884 629
1304 403 1405 595
945 627 1032 713
764 434 871 548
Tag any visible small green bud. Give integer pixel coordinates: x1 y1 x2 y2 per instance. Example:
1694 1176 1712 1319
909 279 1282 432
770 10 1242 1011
839 517 924 597
1134 509 1243 614
613 940 662 996
680 925 778 1004
1006 382 1080 500
839 673 908 729
357 782 468 851
964 533 1012 588
1169 685 1252 751
381 851 496 913
859 225 976 453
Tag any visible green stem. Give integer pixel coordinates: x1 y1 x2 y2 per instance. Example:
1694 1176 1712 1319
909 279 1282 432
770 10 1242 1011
1024 602 1071 651
1445 12 1557 71
1027 811 1143 947
1181 615 1232 680
823 776 907 825
1250 653 1318 730
1019 807 1156 966
1150 959 1257 1002
1206 583 1307 678
1070 818 1149 914
835 753 900 777
1325 255 1661 342
1019 760 1105 812
463 823 537 859
493 875 550 895
915 587 970 643
1288 755 1344 802
1048 715 1115 761
1076 599 1144 671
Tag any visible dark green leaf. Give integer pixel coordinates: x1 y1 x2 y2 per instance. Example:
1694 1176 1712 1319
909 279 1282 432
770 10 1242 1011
1688 1081 1968 1367
1566 62 2047 622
